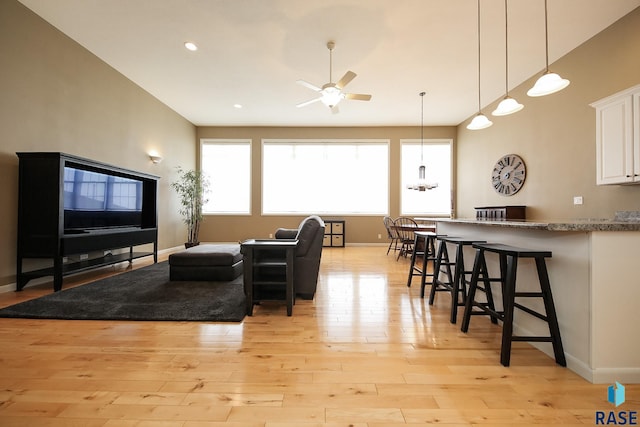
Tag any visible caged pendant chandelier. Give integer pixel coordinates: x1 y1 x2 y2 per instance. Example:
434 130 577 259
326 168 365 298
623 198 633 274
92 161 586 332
467 0 493 130
492 0 524 116
527 0 570 97
407 91 438 191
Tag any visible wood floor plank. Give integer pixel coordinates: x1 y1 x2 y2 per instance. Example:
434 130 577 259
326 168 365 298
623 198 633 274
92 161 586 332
0 246 637 426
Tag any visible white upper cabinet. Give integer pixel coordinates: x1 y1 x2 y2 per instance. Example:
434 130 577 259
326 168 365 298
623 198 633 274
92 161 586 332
591 84 640 185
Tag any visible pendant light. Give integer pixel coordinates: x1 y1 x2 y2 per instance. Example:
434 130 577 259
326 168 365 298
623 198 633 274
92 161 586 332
527 0 570 97
467 0 493 130
492 0 523 116
408 91 438 191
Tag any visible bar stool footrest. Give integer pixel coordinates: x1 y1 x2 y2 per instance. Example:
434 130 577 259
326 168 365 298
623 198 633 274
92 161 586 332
515 292 545 297
468 306 503 318
513 302 549 322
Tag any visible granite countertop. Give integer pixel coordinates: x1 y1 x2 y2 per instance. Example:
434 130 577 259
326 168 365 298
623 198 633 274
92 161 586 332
431 217 640 232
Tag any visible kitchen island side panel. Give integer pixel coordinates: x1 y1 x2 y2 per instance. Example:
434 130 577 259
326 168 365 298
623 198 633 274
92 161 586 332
436 222 593 380
590 231 640 383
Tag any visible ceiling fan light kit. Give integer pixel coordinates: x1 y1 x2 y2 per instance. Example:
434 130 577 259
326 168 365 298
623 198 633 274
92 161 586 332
296 41 372 113
319 86 344 107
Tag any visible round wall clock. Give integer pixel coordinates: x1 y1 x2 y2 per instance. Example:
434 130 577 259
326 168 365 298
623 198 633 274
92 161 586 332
491 154 526 196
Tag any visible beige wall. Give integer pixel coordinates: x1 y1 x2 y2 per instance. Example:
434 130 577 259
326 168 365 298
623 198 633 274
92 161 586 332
0 0 196 286
2 0 639 287
195 126 456 244
456 7 640 220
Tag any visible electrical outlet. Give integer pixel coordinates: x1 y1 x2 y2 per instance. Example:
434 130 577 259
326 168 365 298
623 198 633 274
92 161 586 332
269 233 273 238
377 233 382 239
573 196 583 205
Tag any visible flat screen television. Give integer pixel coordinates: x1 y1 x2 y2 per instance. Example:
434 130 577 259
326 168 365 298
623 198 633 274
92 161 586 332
63 165 143 232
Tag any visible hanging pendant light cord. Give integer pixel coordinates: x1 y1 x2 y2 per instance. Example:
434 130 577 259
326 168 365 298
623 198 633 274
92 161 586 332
329 45 333 83
420 91 425 163
504 0 509 95
476 0 482 112
544 0 550 72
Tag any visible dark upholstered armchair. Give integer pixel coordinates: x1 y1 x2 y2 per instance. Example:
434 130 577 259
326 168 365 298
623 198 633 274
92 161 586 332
274 215 325 300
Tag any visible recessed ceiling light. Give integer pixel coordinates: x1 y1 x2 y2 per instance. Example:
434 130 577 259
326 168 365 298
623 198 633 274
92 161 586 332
233 104 243 109
184 42 198 51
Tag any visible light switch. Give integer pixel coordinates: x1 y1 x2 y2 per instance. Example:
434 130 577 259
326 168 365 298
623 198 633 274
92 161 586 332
573 196 583 205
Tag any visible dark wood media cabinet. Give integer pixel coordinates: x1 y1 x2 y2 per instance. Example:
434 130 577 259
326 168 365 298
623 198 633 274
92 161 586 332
16 152 159 291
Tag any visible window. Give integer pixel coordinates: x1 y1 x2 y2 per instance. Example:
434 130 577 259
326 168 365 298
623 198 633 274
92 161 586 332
401 139 452 216
262 139 389 215
200 139 251 214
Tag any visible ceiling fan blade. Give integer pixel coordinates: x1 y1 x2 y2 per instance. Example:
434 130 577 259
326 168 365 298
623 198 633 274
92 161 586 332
331 105 340 114
344 93 372 101
335 71 356 89
296 97 323 108
296 79 322 92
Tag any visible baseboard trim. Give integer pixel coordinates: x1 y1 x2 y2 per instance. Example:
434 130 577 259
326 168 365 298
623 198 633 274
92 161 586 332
590 367 640 384
514 324 640 384
344 243 388 247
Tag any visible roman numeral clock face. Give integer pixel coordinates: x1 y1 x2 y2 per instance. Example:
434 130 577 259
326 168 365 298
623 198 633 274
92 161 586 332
491 154 526 196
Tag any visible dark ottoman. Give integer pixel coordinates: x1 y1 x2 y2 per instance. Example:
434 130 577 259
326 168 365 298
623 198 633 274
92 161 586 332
169 244 243 281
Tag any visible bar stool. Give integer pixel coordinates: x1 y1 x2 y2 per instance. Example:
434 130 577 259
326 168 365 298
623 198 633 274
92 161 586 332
406 231 440 298
461 243 566 367
429 237 486 324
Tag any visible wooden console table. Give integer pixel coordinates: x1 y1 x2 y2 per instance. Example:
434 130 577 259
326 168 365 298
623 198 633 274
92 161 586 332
240 239 298 316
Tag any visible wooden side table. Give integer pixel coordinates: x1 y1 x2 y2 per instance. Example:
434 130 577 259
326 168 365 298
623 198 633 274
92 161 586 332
240 239 298 316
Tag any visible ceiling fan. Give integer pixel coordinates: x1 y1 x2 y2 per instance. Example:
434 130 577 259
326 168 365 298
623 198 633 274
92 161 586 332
296 41 372 114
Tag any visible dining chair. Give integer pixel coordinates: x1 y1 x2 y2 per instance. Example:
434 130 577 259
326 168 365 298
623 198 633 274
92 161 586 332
383 216 400 255
393 217 418 260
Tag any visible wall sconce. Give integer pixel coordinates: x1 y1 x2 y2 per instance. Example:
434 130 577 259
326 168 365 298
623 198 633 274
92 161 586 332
148 151 163 164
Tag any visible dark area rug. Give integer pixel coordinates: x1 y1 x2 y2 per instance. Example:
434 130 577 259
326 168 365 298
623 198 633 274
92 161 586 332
0 262 246 322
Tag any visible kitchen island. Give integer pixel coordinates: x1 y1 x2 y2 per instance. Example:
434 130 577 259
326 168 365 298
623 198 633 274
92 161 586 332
433 218 640 384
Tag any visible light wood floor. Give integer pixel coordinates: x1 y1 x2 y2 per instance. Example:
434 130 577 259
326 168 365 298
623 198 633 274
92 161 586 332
0 246 635 426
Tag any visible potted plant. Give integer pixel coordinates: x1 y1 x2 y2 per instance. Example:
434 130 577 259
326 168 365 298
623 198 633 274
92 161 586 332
171 167 210 248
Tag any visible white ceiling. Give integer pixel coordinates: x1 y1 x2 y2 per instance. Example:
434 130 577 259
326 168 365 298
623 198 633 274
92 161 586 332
18 0 640 127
